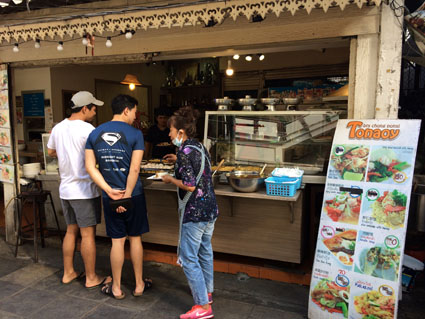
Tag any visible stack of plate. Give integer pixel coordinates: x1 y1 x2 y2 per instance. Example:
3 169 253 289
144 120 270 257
22 163 41 178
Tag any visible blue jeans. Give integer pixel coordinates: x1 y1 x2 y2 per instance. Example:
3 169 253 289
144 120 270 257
180 218 216 306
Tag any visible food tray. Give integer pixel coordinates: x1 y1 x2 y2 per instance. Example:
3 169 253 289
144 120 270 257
265 177 297 197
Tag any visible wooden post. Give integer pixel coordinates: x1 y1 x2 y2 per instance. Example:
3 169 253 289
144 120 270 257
348 37 357 119
352 34 379 119
4 183 17 243
374 2 404 119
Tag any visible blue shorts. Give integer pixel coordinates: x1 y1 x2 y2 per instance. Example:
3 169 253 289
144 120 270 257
103 194 149 238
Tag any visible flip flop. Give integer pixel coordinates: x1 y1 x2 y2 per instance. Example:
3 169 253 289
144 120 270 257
86 276 112 290
62 271 85 285
101 282 126 300
132 278 153 297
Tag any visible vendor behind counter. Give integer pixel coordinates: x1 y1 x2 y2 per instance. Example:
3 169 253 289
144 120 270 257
145 107 175 159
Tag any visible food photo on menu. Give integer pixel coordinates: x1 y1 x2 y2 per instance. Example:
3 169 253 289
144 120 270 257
329 145 370 182
319 226 358 270
0 90 8 108
354 231 401 283
350 281 396 319
309 277 350 318
367 146 413 184
322 185 363 225
360 187 408 230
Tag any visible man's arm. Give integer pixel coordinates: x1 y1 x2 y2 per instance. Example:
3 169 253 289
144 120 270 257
124 150 143 198
85 149 124 200
47 148 57 158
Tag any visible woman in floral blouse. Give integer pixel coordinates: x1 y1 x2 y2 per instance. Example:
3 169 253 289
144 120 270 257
162 106 218 319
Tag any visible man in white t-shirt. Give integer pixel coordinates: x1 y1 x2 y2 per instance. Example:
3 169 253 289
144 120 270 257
47 91 112 288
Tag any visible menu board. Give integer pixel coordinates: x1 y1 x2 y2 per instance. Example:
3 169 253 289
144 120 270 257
308 120 421 319
0 64 14 184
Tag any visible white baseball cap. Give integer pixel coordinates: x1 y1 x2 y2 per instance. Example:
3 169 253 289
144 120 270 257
71 91 104 108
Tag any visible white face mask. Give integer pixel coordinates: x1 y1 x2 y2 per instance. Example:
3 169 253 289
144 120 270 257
172 130 183 147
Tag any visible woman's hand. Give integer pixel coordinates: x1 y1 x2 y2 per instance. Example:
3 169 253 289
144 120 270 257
162 175 173 184
163 153 177 164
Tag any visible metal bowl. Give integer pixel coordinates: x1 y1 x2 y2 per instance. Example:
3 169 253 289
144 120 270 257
282 97 301 105
238 98 257 106
261 98 280 105
214 98 233 105
226 171 266 193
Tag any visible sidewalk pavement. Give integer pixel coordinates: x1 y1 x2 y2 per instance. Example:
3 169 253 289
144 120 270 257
0 236 424 319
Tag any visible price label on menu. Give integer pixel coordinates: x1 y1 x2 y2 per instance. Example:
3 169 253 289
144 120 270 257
308 120 421 319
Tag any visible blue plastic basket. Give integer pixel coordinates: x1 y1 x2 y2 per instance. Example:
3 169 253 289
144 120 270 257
265 177 297 197
270 169 304 190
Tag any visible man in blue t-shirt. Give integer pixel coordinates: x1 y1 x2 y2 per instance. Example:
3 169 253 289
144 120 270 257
85 94 151 299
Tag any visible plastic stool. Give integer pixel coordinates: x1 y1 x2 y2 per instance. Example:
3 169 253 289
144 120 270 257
14 190 62 263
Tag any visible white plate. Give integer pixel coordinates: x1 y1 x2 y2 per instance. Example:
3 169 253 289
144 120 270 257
147 173 173 180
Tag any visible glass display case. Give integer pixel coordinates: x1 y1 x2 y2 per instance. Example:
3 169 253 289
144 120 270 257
42 133 58 174
203 111 344 174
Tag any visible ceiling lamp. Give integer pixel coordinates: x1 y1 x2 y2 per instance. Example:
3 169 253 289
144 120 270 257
105 37 112 48
12 43 19 53
0 0 10 7
121 74 141 91
233 54 240 60
245 55 253 62
225 60 234 77
258 54 265 61
12 0 22 4
57 41 64 51
34 39 40 49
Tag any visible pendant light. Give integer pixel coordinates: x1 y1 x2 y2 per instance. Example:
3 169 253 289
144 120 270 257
121 74 141 91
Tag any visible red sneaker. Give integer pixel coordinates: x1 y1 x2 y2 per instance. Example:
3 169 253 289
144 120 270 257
208 293 213 305
180 305 214 319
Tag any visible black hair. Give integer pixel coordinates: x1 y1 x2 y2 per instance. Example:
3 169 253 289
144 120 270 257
70 103 95 114
168 106 199 138
155 107 172 118
111 95 138 115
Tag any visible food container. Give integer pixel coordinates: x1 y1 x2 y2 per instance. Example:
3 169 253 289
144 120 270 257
226 170 266 193
23 162 41 178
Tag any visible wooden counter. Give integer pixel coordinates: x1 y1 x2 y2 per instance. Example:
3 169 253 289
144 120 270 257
143 182 304 263
37 175 305 263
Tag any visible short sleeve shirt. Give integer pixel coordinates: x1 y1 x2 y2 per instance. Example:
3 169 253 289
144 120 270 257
47 119 98 200
175 139 219 223
86 121 145 198
145 125 175 159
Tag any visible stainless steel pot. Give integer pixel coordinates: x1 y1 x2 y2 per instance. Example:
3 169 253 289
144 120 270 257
226 171 266 193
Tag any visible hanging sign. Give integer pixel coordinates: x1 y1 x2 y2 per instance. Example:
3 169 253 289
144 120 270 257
308 120 421 319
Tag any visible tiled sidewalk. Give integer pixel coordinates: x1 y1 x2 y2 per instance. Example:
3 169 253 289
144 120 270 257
0 236 424 319
0 237 309 319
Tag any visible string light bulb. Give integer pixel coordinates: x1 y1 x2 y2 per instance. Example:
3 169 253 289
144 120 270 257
245 55 252 62
34 39 40 49
258 54 265 61
12 43 19 53
225 60 234 77
105 37 112 48
57 41 64 51
233 54 240 60
125 31 133 39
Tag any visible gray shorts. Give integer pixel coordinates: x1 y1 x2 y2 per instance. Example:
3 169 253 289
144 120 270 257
60 197 101 228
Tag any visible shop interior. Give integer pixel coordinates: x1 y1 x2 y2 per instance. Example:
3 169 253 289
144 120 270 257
0 39 354 267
